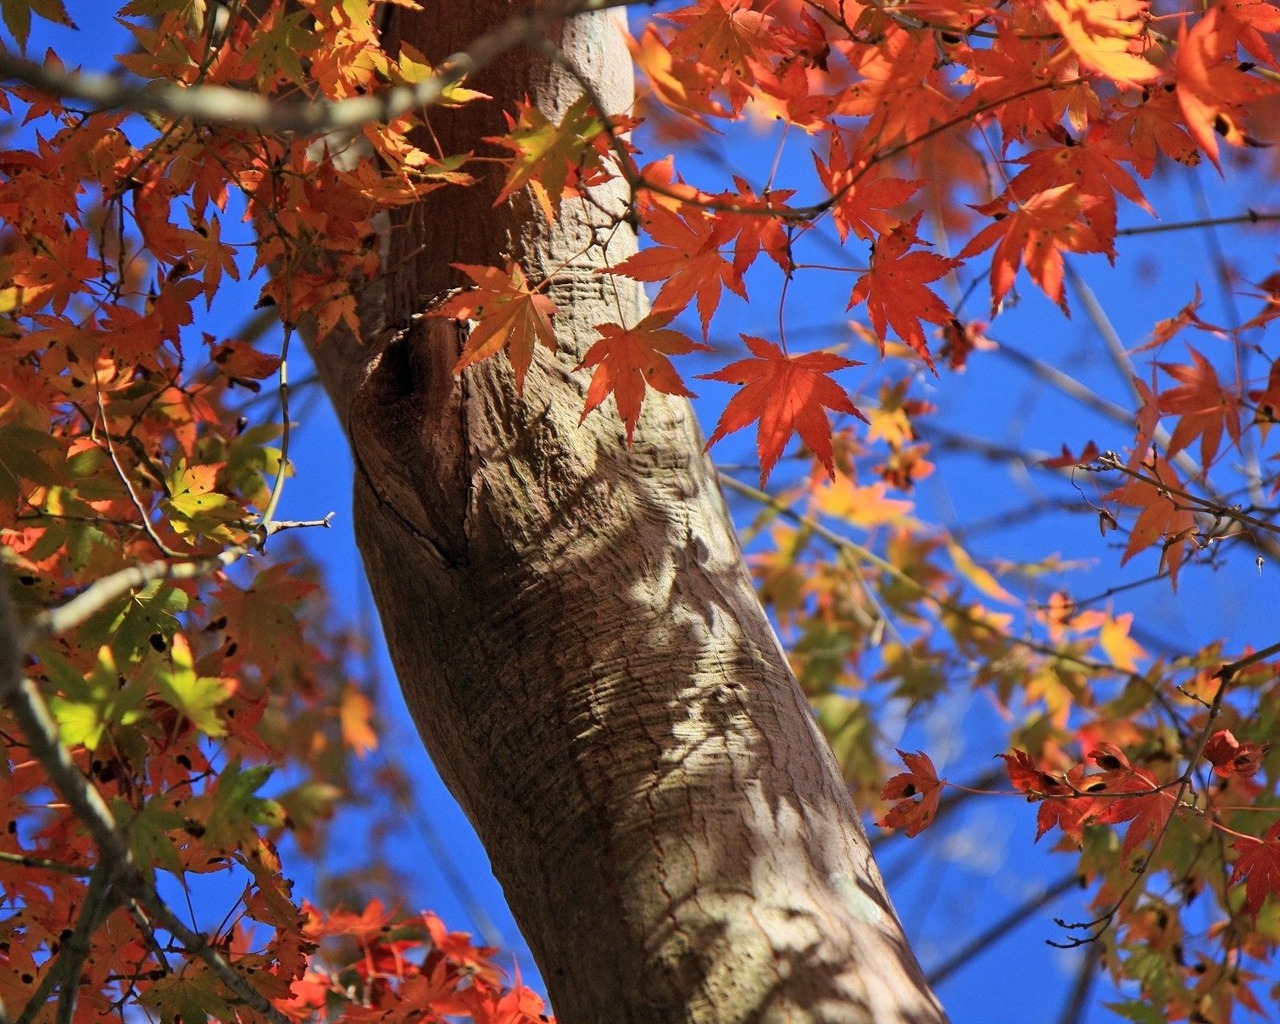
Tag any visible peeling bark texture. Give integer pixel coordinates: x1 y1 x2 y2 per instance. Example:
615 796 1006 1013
304 4 948 1022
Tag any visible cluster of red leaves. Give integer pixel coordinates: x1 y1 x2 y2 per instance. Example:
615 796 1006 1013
280 903 549 1024
441 0 1279 489
0 2 546 1022
769 414 1279 1018
2 0 1280 1021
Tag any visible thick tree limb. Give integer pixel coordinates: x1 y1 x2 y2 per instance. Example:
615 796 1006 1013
303 5 948 1021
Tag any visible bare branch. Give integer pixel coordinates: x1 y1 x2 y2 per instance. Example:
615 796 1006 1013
26 515 333 641
0 0 653 131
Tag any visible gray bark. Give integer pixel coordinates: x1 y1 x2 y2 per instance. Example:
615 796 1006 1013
304 4 948 1021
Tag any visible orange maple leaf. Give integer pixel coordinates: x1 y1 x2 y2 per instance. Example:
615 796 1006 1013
1157 347 1242 467
812 133 923 244
848 214 960 371
999 129 1153 247
431 262 558 395
612 204 746 336
1104 454 1197 588
877 749 943 837
488 95 626 220
1220 0 1280 67
961 184 1107 314
1175 8 1270 169
577 313 711 442
698 335 865 485
628 24 729 126
664 0 778 106
710 176 796 277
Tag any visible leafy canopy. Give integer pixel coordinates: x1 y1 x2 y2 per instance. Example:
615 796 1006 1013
1 0 1280 1022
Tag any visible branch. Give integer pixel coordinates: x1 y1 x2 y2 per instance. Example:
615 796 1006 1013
0 0 652 131
1114 209 1280 238
26 515 333 641
925 872 1080 986
0 573 297 1024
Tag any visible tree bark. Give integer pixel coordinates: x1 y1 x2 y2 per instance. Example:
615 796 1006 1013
304 5 948 1022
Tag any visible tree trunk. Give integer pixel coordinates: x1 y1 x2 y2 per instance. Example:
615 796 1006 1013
304 5 948 1022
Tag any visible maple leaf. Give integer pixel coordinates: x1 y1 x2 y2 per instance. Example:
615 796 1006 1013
1175 8 1269 169
836 25 954 148
489 95 623 220
1087 743 1177 857
1108 85 1201 176
1 0 75 51
698 335 865 485
710 176 796 277
340 685 378 759
1220 0 1280 67
1104 453 1197 587
1248 353 1280 439
877 749 943 837
1001 751 1100 844
629 24 729 126
812 134 923 244
1231 821 1280 920
961 184 1108 314
577 313 711 442
431 262 558 395
1157 347 1242 467
611 204 746 337
1000 130 1153 247
1041 0 1159 86
958 26 1086 144
848 214 960 371
664 0 778 105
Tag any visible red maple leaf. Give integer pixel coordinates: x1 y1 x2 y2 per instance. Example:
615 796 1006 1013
1104 453 1198 587
1231 821 1280 921
1157 347 1242 467
698 335 865 485
961 184 1108 314
612 204 746 336
1175 8 1270 169
431 262 558 395
812 133 923 243
877 749 943 837
1087 743 1178 857
848 213 960 371
577 313 711 442
710 176 796 277
1001 750 1096 843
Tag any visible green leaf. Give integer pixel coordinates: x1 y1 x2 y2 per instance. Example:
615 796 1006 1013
48 646 149 751
124 797 187 878
200 759 286 851
80 580 188 662
0 423 65 503
140 966 239 1024
155 634 233 737
1103 1001 1167 1024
